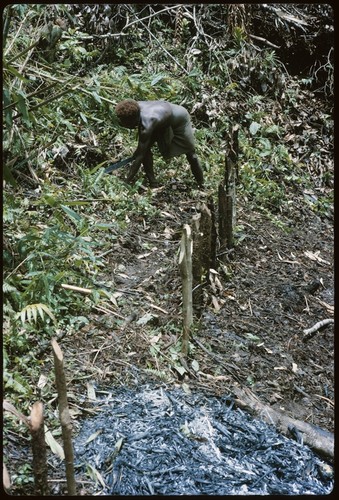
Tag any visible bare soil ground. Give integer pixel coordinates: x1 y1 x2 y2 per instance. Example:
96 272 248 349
64 180 334 434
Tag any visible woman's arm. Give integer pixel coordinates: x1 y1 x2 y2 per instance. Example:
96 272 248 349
126 117 158 182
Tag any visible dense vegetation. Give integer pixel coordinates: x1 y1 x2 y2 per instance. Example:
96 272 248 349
3 4 333 493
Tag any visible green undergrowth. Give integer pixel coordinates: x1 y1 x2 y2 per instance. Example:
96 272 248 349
3 171 159 404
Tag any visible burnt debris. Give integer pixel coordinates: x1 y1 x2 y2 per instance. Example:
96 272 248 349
74 385 333 495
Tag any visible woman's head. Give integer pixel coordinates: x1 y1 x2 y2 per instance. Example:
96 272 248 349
115 99 140 128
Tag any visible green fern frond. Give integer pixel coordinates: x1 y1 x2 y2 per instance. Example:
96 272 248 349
18 303 56 325
3 282 18 293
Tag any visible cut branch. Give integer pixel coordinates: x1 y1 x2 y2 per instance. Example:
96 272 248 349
140 20 189 74
122 5 181 32
303 318 334 341
249 34 281 49
61 283 92 294
51 339 77 496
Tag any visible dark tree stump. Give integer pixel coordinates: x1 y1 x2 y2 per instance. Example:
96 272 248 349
30 402 50 496
192 200 217 314
218 126 239 255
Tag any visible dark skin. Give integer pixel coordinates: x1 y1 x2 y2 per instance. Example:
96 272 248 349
117 101 204 188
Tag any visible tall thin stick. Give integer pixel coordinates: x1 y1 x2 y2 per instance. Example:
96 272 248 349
179 225 193 356
51 339 77 496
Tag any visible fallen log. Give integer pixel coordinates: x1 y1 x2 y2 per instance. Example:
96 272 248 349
232 384 334 461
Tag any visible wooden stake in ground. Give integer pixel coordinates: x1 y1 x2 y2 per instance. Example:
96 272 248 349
51 339 77 496
179 224 193 356
3 400 50 494
29 402 50 496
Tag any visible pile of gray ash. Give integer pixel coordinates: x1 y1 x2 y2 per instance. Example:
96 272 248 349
74 384 333 495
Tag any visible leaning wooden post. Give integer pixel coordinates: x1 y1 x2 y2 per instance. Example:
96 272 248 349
179 224 193 356
30 402 50 496
51 339 77 496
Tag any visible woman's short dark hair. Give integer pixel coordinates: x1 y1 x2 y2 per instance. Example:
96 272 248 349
115 99 140 124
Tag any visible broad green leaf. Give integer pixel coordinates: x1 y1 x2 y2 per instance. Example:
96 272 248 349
94 223 116 230
3 163 17 186
4 374 28 394
44 426 65 459
39 303 56 322
249 121 261 135
80 112 88 123
3 62 30 82
3 88 13 129
151 74 164 86
42 195 59 207
60 204 83 223
92 91 102 104
15 90 29 122
89 160 108 174
259 137 271 150
32 305 38 323
188 68 201 77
